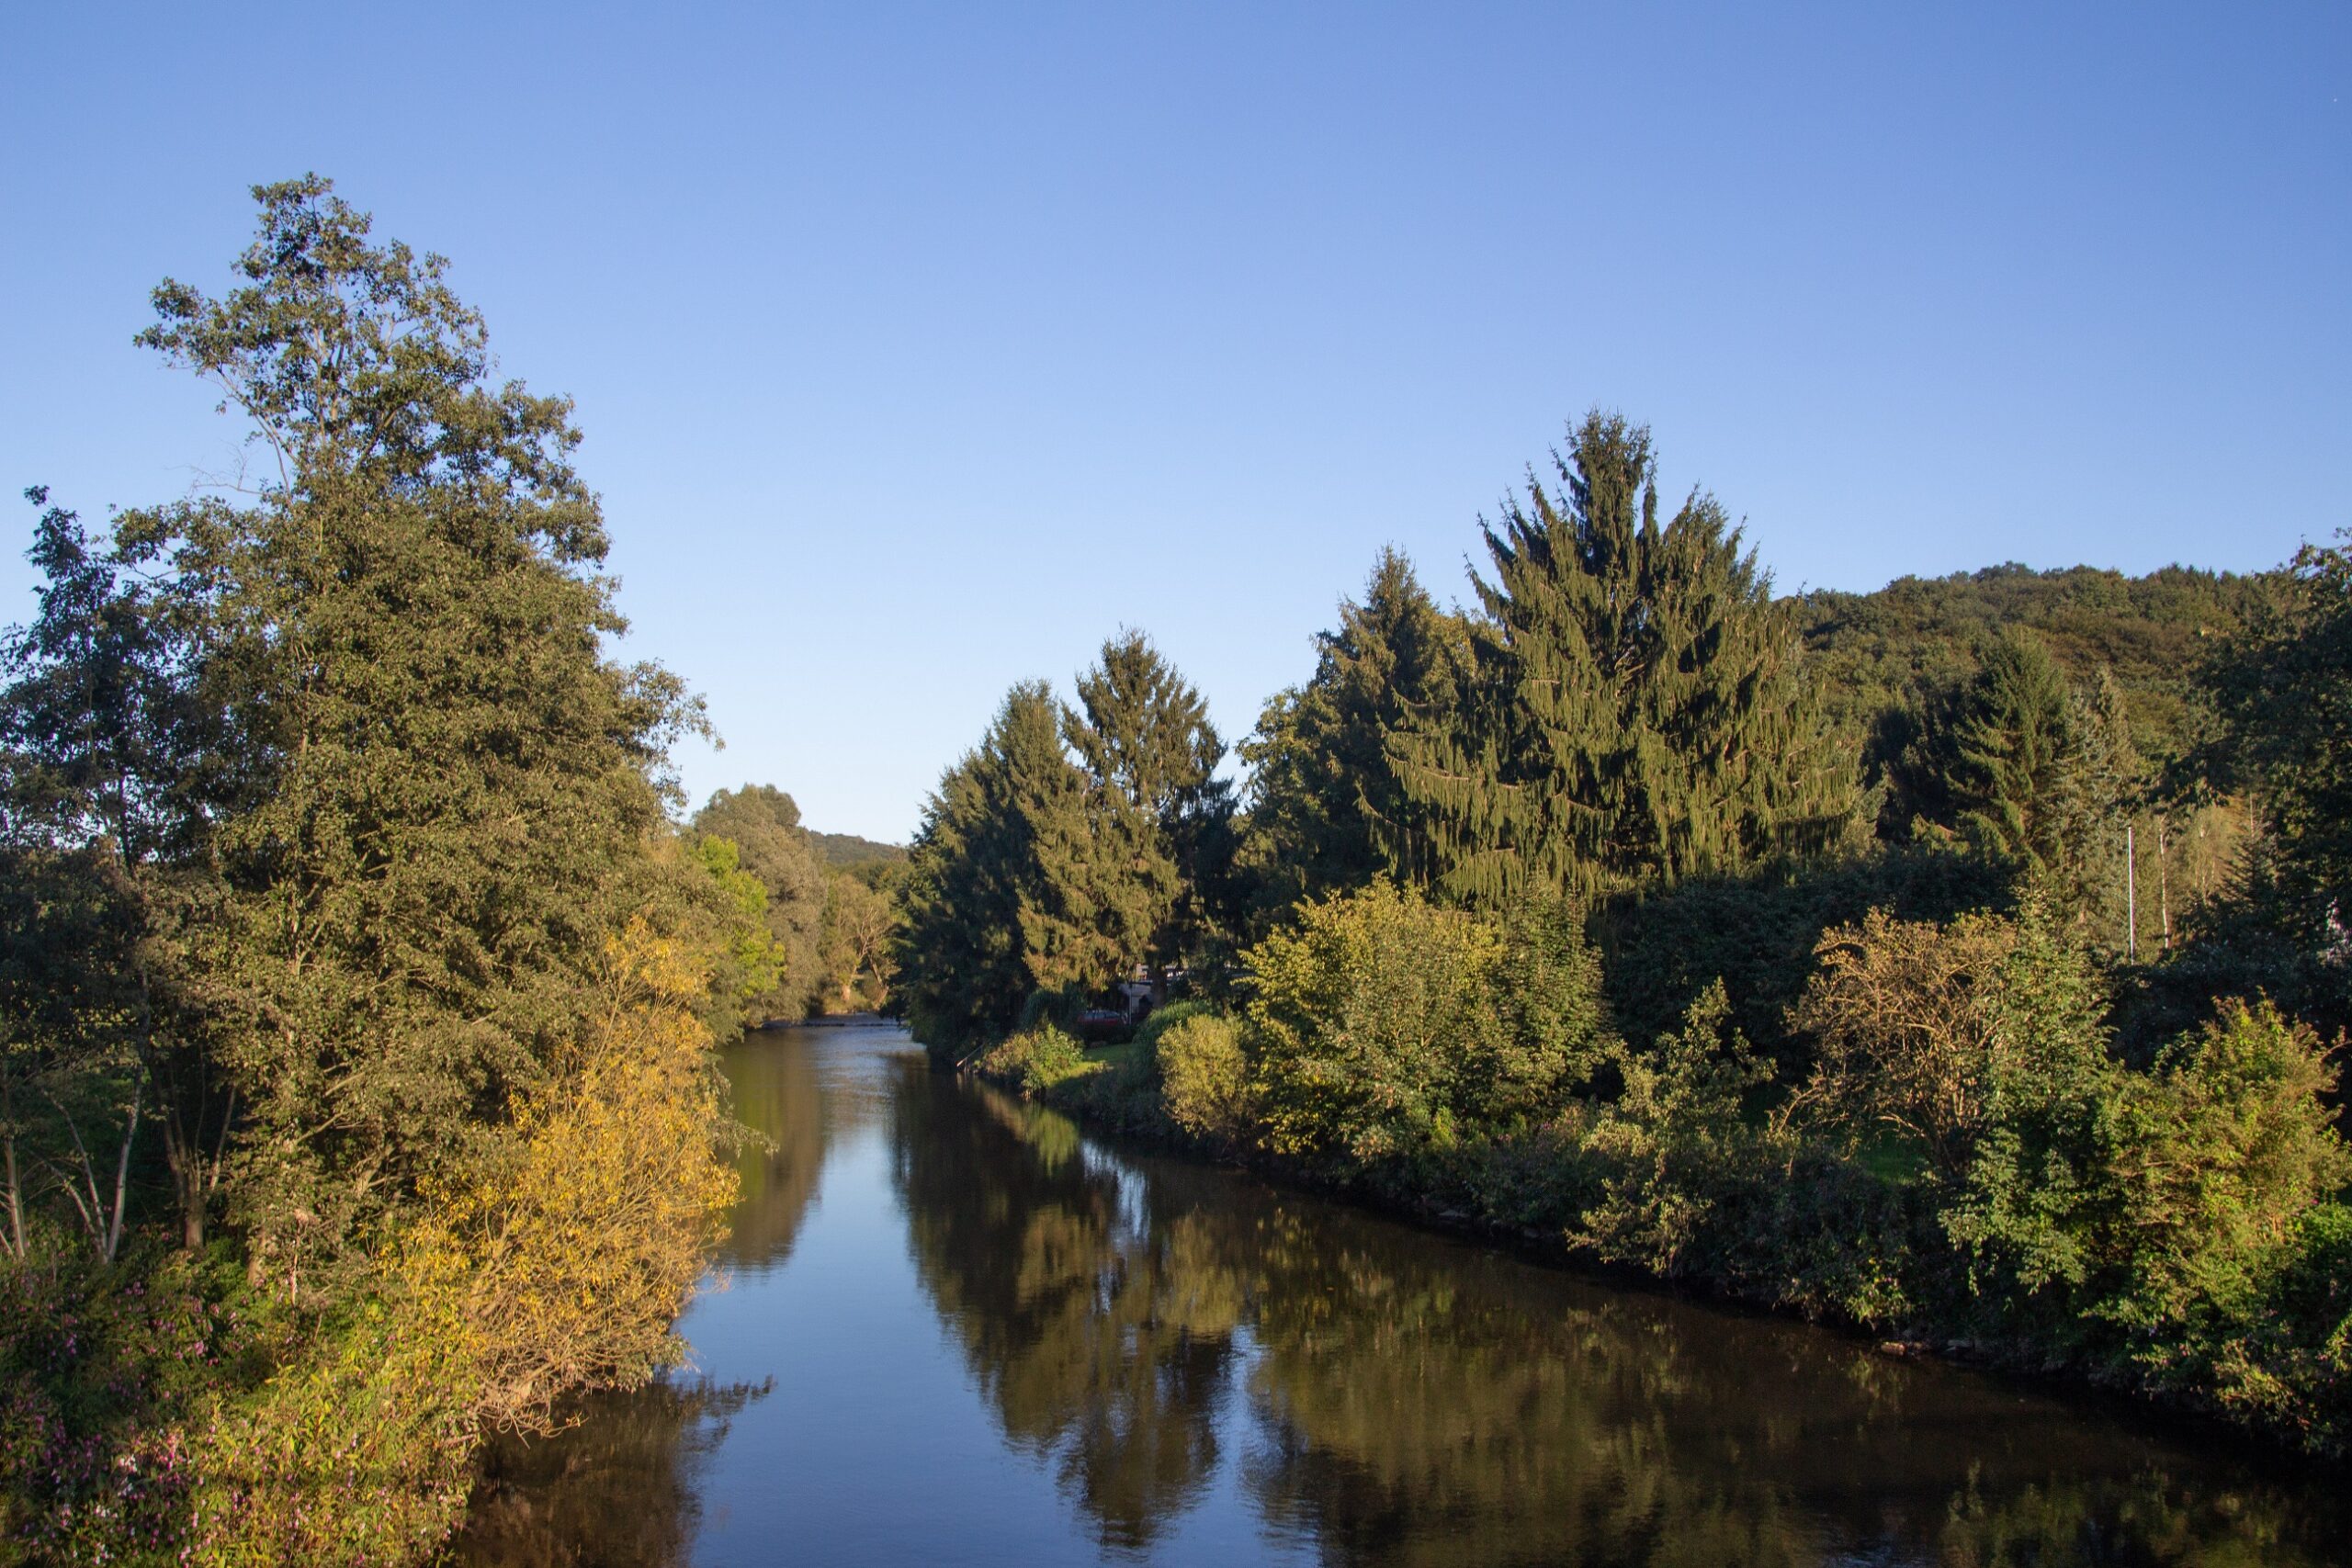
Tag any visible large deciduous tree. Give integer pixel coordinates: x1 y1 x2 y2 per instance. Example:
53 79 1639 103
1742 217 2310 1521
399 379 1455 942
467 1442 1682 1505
117 175 705 1292
1391 412 1858 905
693 784 829 1018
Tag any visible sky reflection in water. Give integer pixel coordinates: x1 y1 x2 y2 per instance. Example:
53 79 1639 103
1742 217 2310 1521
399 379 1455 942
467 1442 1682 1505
456 1021 2350 1568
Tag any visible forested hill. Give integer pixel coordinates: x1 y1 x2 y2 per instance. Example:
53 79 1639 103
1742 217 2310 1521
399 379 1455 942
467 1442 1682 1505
809 830 908 869
1797 562 2272 771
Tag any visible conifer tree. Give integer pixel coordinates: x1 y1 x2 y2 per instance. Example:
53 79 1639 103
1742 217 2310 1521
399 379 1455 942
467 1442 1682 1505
1950 629 2086 880
1240 548 1464 925
1064 632 1234 992
2203 536 2352 949
897 682 1110 1058
1391 412 1856 904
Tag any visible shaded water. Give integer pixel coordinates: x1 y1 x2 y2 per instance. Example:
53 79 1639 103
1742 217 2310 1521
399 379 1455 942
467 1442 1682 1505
455 1021 2350 1566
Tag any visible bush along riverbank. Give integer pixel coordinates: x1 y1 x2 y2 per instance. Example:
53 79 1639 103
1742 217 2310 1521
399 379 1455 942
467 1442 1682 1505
898 412 2352 1466
963 879 2352 1461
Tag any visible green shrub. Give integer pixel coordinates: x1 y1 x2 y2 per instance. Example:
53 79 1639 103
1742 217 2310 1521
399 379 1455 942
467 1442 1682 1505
1484 894 1615 1120
2215 1201 2352 1453
1247 882 1502 1166
1134 998 1214 1067
194 1287 480 1568
973 1025 1092 1097
2094 1001 2348 1380
1724 1145 1923 1325
1245 882 1608 1169
1570 984 1773 1278
1157 1013 1255 1147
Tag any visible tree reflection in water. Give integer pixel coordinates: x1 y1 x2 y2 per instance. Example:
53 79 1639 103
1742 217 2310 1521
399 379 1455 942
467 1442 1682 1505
457 1032 2351 1567
890 1058 1246 1551
720 1025 831 1270
895 1065 2350 1568
453 1378 769 1568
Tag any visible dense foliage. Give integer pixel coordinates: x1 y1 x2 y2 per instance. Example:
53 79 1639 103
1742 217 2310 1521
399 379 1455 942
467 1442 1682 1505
895 639 1233 1062
1388 412 1860 904
922 410 2352 1459
1 179 744 1562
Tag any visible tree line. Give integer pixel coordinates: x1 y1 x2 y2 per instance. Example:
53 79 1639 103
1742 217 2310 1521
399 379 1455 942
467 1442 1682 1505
0 180 779 1562
901 410 2352 1457
686 783 905 1027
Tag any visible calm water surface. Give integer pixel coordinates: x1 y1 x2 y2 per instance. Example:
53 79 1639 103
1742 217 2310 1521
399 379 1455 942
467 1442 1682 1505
455 1021 2350 1566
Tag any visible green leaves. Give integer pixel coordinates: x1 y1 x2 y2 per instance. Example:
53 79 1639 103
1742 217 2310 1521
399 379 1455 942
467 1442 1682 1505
1243 882 1609 1168
693 786 829 1018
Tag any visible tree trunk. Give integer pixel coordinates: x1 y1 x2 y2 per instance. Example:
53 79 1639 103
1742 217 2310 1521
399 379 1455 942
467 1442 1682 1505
1 1072 22 1259
104 1071 141 1263
162 1107 207 1250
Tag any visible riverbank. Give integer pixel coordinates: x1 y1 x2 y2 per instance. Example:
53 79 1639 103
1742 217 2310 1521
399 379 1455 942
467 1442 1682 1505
456 1021 2352 1565
964 960 2352 1468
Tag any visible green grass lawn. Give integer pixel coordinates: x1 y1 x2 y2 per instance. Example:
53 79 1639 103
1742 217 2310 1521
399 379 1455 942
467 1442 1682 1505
1082 1040 1145 1074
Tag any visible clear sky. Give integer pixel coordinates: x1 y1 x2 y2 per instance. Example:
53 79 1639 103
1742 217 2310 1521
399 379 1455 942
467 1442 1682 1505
4 3 2346 842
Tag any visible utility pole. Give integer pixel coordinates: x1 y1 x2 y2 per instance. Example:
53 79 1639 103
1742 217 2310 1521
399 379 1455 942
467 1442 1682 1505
2125 822 2138 962
2158 816 2172 951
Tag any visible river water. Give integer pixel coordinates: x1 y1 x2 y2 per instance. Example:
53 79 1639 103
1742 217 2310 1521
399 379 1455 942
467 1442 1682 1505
454 1020 2349 1567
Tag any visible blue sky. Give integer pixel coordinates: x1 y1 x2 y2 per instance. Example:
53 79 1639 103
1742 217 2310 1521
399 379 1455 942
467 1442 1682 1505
4 3 2345 841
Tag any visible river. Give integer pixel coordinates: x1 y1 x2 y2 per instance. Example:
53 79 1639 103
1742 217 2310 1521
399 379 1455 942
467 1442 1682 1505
453 1020 2349 1566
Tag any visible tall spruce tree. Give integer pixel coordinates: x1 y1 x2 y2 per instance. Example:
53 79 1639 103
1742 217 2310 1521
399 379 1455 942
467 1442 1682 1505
1391 412 1856 904
1064 632 1235 993
1949 629 2086 881
2203 536 2352 951
1239 548 1464 925
897 681 1111 1058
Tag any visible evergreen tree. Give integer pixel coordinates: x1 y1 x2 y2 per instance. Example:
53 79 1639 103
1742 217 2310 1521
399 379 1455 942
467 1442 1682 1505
897 682 1109 1059
1065 632 1235 992
1391 412 1857 904
1239 548 1464 926
1950 629 2086 881
2074 665 2153 947
2203 536 2352 950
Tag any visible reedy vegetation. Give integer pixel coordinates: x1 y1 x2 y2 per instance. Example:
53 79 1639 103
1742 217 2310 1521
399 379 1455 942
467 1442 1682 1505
1 180 755 1562
903 412 2352 1457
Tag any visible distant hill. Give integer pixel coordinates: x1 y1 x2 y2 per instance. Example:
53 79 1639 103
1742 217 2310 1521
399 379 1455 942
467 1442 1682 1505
808 830 908 869
1796 562 2271 770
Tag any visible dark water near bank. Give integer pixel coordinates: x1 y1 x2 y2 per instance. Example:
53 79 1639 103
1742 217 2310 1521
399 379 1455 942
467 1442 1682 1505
455 1021 2349 1567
